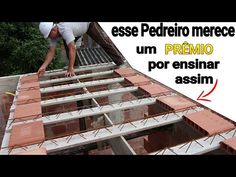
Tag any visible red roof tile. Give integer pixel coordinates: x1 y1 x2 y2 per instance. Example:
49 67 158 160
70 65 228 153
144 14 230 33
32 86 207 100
184 110 235 135
20 74 38 84
221 137 236 154
17 89 41 105
13 102 42 122
125 75 152 86
9 121 45 148
114 68 137 77
16 147 47 155
20 82 40 91
139 84 170 97
157 95 196 111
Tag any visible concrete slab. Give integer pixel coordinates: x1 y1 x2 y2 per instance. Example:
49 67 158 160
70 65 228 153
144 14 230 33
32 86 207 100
9 121 45 148
184 110 235 135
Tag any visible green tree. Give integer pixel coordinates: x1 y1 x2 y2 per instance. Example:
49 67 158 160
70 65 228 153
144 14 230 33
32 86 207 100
0 22 64 77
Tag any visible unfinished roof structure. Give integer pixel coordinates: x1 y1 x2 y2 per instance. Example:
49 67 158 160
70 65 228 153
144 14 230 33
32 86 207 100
0 47 236 155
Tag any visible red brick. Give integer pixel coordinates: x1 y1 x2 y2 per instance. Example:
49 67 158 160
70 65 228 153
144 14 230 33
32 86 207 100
2 95 14 112
52 125 66 135
14 102 42 122
95 97 108 105
139 84 170 97
128 136 148 154
2 95 10 102
184 110 235 135
9 121 45 148
63 102 78 110
86 85 108 93
123 110 130 121
148 104 162 115
122 92 136 101
47 91 60 98
88 148 113 155
44 105 64 114
144 131 170 152
4 114 10 122
125 75 152 86
20 74 38 84
5 103 11 115
17 89 41 105
1 95 9 109
148 131 168 142
114 68 137 77
9 95 14 102
86 117 94 129
129 108 146 121
144 137 153 153
16 147 47 155
157 95 196 111
67 121 80 132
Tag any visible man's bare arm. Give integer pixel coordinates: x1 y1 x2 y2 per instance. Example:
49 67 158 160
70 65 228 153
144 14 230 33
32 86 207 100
37 46 56 77
66 41 76 77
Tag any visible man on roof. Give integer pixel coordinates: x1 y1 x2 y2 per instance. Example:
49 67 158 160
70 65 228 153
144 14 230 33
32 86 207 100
38 22 125 77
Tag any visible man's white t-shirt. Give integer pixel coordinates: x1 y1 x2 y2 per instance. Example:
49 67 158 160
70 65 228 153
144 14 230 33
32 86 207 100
49 22 91 47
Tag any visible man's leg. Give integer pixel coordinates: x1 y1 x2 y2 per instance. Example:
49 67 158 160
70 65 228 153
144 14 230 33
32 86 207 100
86 22 125 66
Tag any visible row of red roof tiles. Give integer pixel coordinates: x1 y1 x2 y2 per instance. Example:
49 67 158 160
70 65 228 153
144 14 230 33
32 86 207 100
9 74 46 155
6 67 236 154
115 68 236 154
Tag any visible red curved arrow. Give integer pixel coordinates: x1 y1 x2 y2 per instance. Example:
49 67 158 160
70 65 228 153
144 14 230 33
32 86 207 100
197 79 218 102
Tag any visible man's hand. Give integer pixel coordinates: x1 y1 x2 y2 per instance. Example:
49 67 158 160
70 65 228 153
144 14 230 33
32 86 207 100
37 66 46 77
37 47 56 77
65 67 75 77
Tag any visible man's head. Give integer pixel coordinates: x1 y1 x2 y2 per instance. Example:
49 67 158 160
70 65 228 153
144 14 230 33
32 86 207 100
39 22 59 39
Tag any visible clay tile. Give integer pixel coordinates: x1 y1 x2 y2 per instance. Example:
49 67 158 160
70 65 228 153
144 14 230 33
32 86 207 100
139 84 170 97
114 68 137 77
14 102 42 122
125 75 152 86
157 95 196 111
17 89 41 105
184 110 235 135
20 82 40 91
9 121 45 148
20 74 39 84
221 137 236 152
16 147 47 155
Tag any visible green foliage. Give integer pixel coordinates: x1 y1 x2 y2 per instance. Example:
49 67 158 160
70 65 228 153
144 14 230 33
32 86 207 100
0 22 64 76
